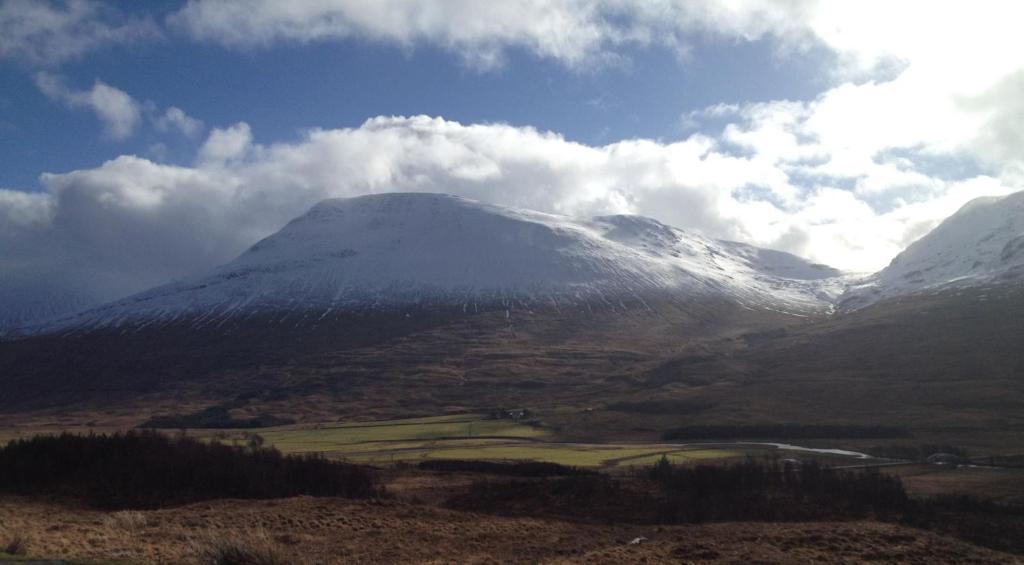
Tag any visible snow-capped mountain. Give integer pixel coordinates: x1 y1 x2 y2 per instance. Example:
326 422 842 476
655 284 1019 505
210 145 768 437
840 191 1024 309
40 193 843 333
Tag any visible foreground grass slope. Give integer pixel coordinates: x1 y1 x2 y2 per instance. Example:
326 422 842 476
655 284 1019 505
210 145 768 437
0 494 1020 563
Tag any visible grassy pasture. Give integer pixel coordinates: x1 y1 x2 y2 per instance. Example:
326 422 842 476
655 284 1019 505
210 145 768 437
405 443 739 468
192 414 747 468
2 414 877 470
328 438 740 468
254 415 547 452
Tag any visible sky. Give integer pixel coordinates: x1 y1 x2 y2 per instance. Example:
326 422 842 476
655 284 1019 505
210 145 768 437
2 0 1024 322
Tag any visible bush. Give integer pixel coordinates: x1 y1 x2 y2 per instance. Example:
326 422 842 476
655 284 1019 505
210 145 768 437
2 533 27 556
0 430 380 509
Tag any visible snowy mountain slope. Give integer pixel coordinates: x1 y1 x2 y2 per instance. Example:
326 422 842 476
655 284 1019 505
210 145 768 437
39 193 844 333
840 191 1024 309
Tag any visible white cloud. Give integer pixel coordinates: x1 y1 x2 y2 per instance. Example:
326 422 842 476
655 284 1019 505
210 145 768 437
198 122 252 165
770 4 1022 165
169 0 811 69
165 1 1024 212
669 1 1024 238
169 2 1024 184
35 72 142 140
35 73 206 142
0 0 157 65
154 106 205 138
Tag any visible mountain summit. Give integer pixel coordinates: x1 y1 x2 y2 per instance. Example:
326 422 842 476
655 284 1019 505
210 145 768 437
43 193 841 333
841 191 1024 309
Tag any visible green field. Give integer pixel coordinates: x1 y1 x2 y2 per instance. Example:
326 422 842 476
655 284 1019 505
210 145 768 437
255 415 547 451
191 414 751 468
2 414 875 470
384 442 739 467
314 437 741 468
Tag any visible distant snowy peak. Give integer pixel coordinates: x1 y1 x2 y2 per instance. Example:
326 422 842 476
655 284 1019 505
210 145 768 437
44 193 844 332
841 191 1024 309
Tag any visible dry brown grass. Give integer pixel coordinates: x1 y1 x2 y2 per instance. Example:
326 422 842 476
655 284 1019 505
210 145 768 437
890 464 1024 505
104 509 149 532
191 528 288 565
0 493 1019 564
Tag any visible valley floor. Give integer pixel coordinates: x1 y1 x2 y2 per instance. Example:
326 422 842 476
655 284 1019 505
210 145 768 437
1 494 1019 564
2 417 1023 563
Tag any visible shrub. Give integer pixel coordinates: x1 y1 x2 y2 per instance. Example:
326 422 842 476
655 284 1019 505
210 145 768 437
2 533 27 556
